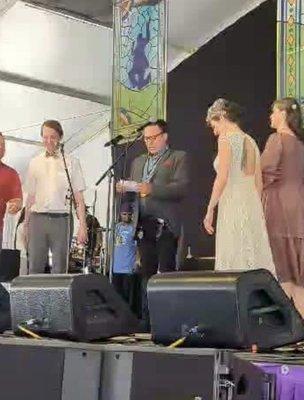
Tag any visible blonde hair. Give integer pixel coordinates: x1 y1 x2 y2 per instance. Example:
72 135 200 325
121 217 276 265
206 98 243 126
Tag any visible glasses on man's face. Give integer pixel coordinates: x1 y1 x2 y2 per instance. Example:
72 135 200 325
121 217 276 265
143 132 163 143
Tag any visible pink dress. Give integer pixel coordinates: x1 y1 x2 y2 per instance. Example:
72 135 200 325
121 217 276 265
261 133 304 286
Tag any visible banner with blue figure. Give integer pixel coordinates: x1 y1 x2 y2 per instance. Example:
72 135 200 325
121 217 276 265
112 0 167 137
277 0 303 103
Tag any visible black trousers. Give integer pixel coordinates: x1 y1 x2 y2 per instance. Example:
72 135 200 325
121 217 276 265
137 217 178 328
112 273 136 309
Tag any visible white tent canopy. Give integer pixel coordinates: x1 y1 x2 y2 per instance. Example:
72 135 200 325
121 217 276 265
168 0 267 69
0 0 267 227
0 0 268 102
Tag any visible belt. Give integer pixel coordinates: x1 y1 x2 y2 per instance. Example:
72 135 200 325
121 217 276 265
32 212 69 218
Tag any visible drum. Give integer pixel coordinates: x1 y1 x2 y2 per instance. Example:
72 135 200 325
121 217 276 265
69 232 104 273
70 237 85 262
69 237 85 273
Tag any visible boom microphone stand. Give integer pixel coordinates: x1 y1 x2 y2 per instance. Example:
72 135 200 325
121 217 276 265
59 143 78 274
87 191 97 271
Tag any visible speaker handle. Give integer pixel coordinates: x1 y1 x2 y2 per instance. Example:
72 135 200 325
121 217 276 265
249 305 281 316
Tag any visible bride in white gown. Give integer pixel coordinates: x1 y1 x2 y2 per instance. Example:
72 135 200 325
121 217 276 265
203 98 275 275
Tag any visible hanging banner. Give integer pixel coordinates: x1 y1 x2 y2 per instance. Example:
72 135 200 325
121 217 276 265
277 0 302 101
112 0 167 137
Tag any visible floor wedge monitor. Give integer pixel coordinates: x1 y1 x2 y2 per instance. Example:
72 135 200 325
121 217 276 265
148 269 304 349
10 273 139 341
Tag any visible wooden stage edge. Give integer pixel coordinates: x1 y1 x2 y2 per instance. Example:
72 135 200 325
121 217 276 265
0 332 303 364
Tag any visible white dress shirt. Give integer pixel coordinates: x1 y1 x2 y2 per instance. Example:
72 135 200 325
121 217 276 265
26 152 86 213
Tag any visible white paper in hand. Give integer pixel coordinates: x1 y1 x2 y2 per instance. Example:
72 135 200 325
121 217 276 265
119 180 139 192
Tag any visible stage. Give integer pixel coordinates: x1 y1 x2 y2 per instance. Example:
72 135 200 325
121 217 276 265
0 333 303 400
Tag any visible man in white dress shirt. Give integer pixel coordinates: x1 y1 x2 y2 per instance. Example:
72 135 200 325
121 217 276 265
25 120 88 274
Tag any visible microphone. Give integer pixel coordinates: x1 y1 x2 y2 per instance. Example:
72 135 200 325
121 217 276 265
59 143 64 153
104 134 124 147
104 119 155 147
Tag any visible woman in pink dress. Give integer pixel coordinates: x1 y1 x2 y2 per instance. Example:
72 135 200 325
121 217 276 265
261 97 304 317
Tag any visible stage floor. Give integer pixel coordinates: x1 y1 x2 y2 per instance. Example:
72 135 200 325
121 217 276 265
0 332 303 362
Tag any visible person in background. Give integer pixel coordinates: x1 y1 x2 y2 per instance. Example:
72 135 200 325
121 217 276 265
203 98 275 275
117 119 189 331
24 120 87 274
0 133 22 249
85 206 102 265
112 202 137 309
261 97 304 317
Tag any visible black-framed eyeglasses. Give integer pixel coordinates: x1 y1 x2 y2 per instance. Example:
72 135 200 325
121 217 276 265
143 132 164 143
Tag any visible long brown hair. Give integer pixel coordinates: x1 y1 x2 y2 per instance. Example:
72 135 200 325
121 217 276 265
272 97 304 143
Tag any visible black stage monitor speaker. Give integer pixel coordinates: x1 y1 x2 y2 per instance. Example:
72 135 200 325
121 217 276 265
148 269 304 349
10 274 139 341
0 283 11 333
0 249 20 281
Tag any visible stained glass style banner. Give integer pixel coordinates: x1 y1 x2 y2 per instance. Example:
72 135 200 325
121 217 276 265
277 0 303 102
112 0 167 137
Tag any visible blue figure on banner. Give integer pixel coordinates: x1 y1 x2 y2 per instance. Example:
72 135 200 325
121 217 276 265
128 19 151 90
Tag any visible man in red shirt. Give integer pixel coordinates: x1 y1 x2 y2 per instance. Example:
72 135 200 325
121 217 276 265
0 133 22 249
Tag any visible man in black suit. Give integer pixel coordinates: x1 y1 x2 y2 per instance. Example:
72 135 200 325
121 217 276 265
117 120 189 329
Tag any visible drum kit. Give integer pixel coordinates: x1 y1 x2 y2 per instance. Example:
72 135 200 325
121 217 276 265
69 226 107 273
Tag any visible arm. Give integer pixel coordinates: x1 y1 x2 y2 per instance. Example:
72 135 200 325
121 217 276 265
261 133 282 189
207 136 231 211
75 191 88 244
6 171 23 214
116 158 140 193
253 145 263 197
203 136 231 235
75 192 86 227
71 158 88 244
150 153 189 201
24 161 36 227
24 195 35 226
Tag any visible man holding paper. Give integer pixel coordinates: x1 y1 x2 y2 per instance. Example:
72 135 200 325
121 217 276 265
117 119 189 329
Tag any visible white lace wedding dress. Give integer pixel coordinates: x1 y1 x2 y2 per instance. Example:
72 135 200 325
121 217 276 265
214 132 276 275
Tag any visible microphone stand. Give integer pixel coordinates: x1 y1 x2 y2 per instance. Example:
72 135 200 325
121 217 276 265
94 130 142 281
87 191 97 271
59 144 78 274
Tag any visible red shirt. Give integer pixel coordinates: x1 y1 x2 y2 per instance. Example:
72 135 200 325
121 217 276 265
0 163 22 230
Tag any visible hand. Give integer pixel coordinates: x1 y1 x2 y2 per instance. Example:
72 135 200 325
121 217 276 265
7 198 22 214
77 225 88 245
116 181 127 193
138 183 152 197
203 208 214 235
